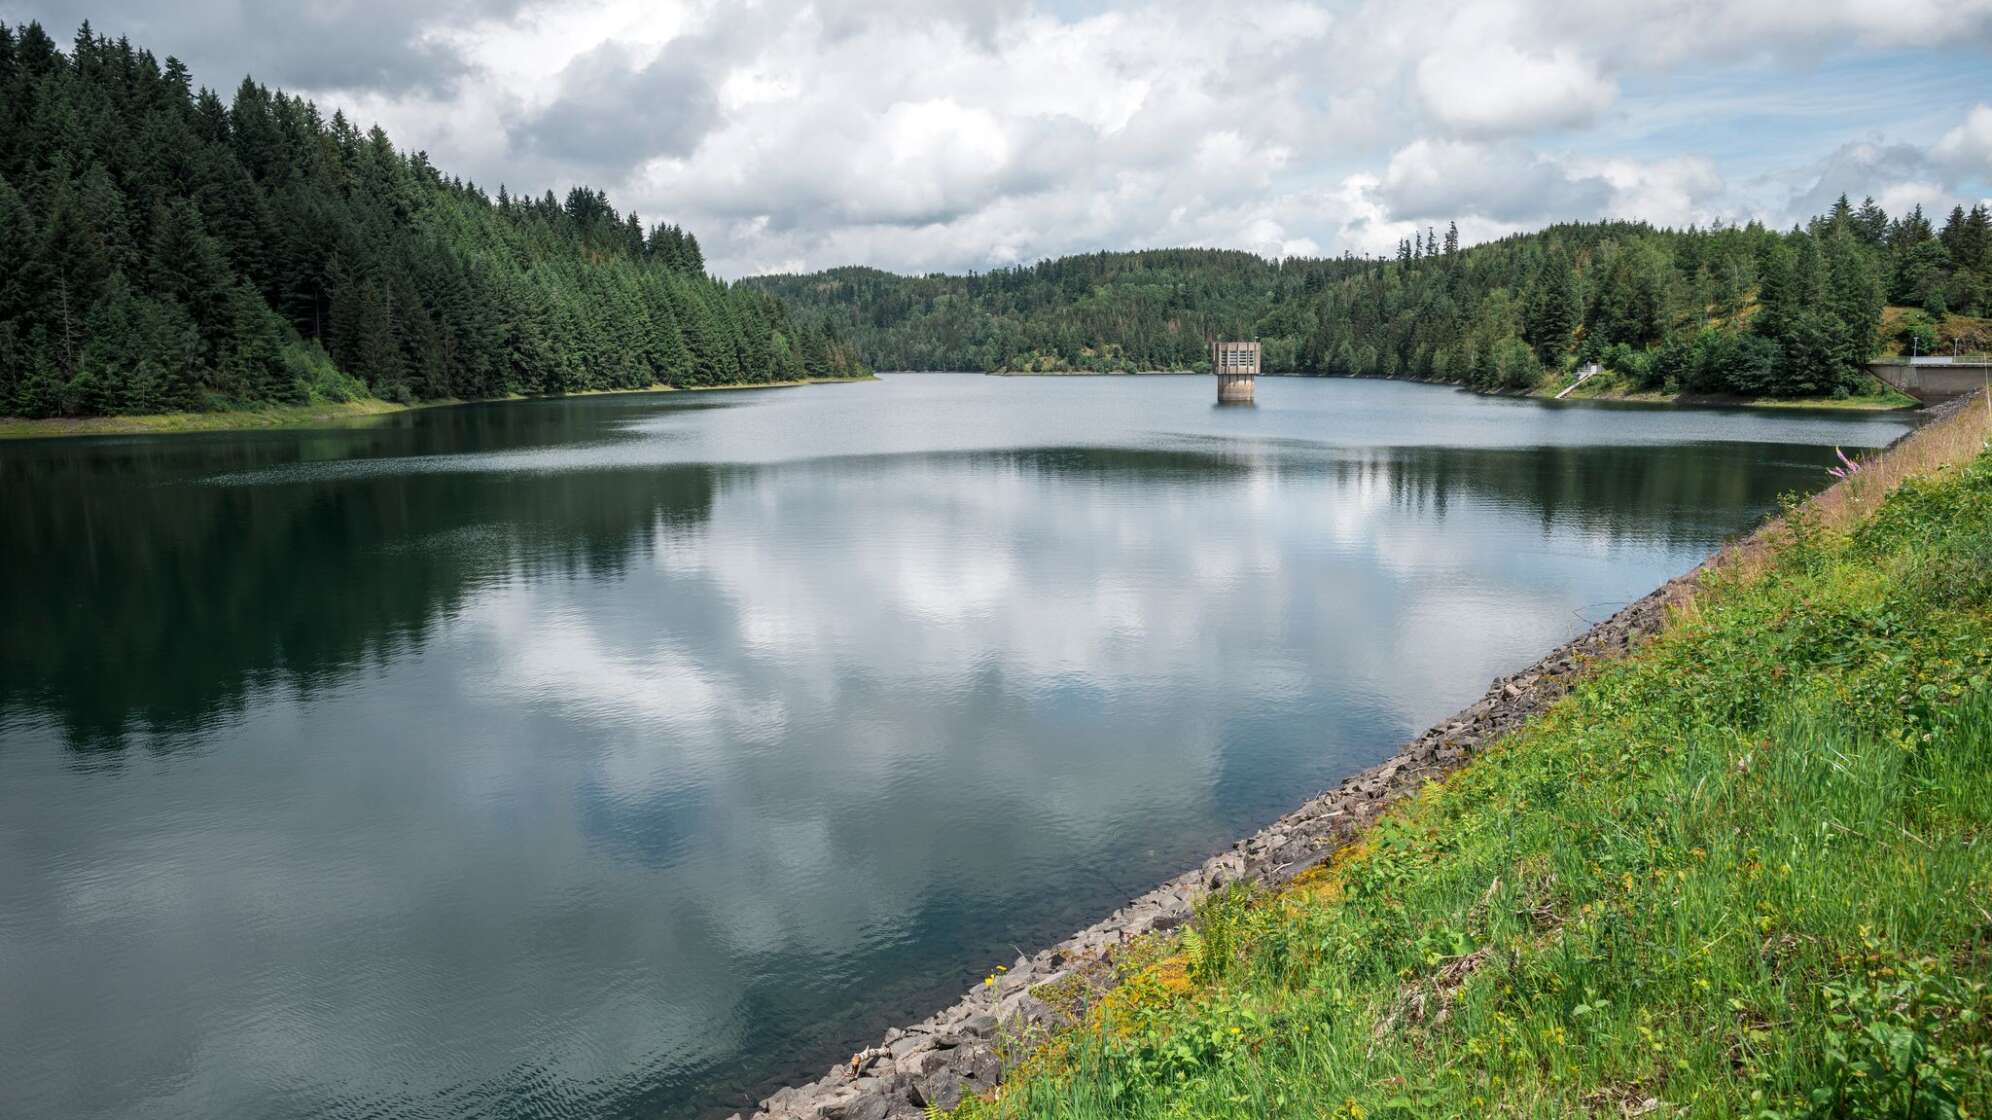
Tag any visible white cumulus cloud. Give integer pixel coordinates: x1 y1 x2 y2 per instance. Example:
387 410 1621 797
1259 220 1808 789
13 0 1992 273
1935 103 1992 172
1416 43 1617 137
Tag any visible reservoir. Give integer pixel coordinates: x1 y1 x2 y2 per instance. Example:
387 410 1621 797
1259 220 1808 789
0 374 1914 1120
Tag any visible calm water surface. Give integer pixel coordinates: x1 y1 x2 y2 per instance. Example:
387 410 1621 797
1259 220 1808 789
0 375 1915 1119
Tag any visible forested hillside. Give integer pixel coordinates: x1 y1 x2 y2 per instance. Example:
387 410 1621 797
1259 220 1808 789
0 21 864 421
748 251 1369 374
751 202 1992 399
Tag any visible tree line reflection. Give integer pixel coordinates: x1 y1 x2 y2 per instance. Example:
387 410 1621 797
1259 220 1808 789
1 432 1832 751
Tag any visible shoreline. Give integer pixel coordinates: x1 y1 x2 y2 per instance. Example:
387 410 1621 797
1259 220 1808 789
0 374 877 442
974 369 1920 411
726 389 1981 1120
733 582 1685 1120
1535 379 1918 411
985 370 1199 377
1326 371 1920 412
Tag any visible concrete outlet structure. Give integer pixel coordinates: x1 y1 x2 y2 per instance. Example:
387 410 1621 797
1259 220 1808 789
1867 358 1991 404
1213 340 1259 403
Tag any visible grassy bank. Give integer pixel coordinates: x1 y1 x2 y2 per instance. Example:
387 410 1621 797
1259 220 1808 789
964 397 1992 1118
0 397 422 438
1536 369 1921 411
0 374 876 440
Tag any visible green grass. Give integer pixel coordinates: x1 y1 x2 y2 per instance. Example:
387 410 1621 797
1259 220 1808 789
969 445 1992 1118
1737 390 1923 411
1537 370 1920 411
0 374 876 440
0 397 418 439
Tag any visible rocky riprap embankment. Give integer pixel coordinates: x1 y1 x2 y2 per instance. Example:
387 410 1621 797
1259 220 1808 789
725 570 1695 1120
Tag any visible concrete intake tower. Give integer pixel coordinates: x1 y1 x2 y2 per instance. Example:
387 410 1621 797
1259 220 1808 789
1213 340 1259 403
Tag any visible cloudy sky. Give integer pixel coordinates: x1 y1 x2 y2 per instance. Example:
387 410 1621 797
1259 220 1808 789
7 0 1992 277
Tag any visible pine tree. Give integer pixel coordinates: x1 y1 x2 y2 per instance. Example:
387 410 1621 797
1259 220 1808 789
1940 206 1971 265
643 277 694 385
218 281 294 401
146 199 232 353
1821 193 1853 236
1888 204 1934 251
1753 239 1794 348
1852 197 1888 247
71 271 142 413
0 175 40 327
329 270 404 399
1524 250 1579 365
808 323 840 377
40 178 117 375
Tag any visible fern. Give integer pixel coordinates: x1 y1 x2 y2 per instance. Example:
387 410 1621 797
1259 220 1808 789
1181 925 1208 980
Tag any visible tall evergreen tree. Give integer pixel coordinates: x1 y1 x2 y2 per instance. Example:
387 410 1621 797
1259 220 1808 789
1525 250 1579 365
1853 196 1888 246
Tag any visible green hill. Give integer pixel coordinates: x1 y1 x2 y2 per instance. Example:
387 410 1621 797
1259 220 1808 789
0 20 865 422
750 205 1991 401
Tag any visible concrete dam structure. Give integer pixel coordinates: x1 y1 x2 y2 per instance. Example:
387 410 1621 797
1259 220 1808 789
1868 358 1990 404
1213 340 1259 403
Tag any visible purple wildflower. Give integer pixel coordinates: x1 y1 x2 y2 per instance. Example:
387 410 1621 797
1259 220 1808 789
1826 446 1862 480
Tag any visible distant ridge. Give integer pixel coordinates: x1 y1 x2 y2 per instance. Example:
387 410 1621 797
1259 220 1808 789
748 204 1990 399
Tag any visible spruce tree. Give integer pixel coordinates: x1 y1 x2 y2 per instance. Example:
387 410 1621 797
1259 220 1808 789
1822 232 1881 391
1849 198 1887 247
218 281 293 402
1524 250 1579 365
146 199 232 354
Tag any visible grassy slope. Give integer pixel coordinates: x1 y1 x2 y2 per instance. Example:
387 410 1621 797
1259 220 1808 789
966 400 1992 1119
0 397 419 438
1533 369 1922 412
1878 308 1992 360
0 375 876 440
